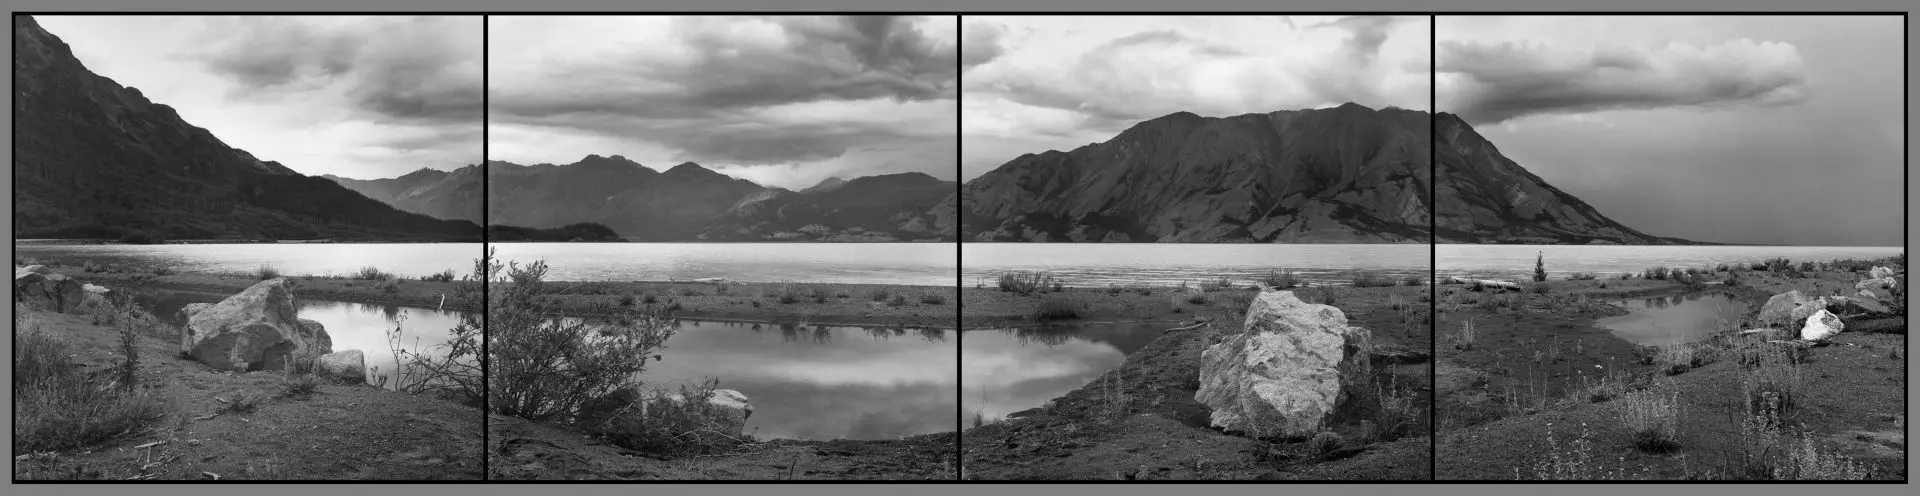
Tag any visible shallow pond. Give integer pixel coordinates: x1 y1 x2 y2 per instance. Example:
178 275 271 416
1594 291 1749 346
635 319 958 440
959 322 1172 425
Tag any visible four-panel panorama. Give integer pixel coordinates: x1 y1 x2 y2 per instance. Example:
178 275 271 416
10 14 1905 482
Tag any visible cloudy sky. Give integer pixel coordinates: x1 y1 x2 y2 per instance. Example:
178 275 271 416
1438 16 1903 246
961 15 1432 180
488 15 958 191
37 16 482 180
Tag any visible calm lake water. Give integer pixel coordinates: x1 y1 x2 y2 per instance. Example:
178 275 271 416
135 289 463 389
638 320 957 440
1438 245 1904 281
960 323 1170 425
1595 292 1749 346
14 243 483 279
490 243 956 285
961 244 1429 288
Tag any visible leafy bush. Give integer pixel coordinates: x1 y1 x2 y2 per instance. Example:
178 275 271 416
920 292 947 305
420 269 457 283
490 250 670 420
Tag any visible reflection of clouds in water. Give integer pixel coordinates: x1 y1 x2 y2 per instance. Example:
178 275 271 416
641 322 956 440
961 333 1124 419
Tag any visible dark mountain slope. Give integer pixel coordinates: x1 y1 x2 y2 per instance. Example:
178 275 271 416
11 16 478 241
1433 112 1699 245
960 103 1431 243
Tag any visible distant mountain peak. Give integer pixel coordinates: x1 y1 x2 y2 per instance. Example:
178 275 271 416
665 161 711 174
802 176 848 194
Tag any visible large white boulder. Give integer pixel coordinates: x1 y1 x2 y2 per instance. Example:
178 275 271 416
1869 266 1895 279
317 349 366 383
178 278 332 371
1195 290 1368 438
1801 309 1844 341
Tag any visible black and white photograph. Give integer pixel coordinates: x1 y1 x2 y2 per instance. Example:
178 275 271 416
955 15 1434 480
1429 15 1907 480
12 15 485 480
479 15 961 481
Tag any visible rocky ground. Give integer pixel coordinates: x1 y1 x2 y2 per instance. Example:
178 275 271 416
1433 262 1907 480
11 274 483 481
960 284 1433 480
19 260 467 311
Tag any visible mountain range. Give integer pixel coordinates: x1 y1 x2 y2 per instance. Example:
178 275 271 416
959 103 1696 245
960 103 1433 243
11 16 480 241
484 156 956 242
323 165 483 224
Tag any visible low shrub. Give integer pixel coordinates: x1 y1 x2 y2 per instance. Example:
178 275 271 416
1618 388 1682 453
1263 268 1301 289
354 266 395 281
1350 270 1397 288
1031 296 1080 321
420 269 457 283
255 264 282 280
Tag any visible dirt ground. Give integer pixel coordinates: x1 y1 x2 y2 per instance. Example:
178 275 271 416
11 307 483 481
1433 267 1907 480
486 415 956 480
960 286 1434 480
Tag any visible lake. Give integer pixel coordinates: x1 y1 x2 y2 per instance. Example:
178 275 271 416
134 288 464 389
13 243 483 279
1594 291 1749 346
637 320 957 440
490 243 956 285
1438 245 1904 281
960 323 1170 425
961 244 1430 288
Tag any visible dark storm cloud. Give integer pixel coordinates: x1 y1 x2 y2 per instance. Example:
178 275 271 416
495 15 954 122
491 15 957 167
960 20 1006 69
197 16 482 124
1439 38 1810 124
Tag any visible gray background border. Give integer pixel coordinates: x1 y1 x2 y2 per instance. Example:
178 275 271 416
3 0 1913 493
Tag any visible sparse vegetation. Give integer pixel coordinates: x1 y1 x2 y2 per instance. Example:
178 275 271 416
920 292 947 305
998 271 1059 295
353 266 395 281
255 264 281 280
14 306 173 453
421 269 457 283
1349 270 1396 288
1262 268 1301 289
1566 272 1596 281
1617 388 1681 453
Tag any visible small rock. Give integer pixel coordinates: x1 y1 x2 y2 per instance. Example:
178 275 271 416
317 350 366 383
